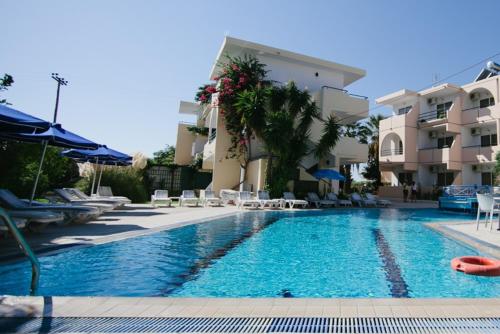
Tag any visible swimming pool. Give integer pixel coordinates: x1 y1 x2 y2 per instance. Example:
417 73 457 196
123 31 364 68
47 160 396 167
0 209 498 298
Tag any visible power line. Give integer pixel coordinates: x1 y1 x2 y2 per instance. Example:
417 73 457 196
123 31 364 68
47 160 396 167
337 50 500 123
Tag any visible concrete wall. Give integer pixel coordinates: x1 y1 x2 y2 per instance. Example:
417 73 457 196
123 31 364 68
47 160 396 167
174 123 196 165
246 158 268 192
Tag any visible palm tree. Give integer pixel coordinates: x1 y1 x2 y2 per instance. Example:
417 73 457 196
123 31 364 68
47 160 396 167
358 114 385 185
235 81 341 197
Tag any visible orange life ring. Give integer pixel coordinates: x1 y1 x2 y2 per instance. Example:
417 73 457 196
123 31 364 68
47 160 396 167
451 256 500 277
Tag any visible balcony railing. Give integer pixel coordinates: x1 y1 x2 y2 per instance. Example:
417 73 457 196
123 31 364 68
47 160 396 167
321 85 368 100
208 130 217 143
380 148 403 156
418 110 448 122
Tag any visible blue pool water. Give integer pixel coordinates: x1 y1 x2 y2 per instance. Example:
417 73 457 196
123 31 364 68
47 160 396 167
0 209 498 297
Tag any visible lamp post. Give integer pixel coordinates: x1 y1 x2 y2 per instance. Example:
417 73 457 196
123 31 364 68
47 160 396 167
51 73 68 123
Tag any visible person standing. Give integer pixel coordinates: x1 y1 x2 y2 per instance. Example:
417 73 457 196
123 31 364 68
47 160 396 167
410 181 417 202
403 183 409 202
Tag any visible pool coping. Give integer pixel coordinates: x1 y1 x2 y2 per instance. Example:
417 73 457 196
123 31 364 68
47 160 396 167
426 221 500 259
1 296 499 318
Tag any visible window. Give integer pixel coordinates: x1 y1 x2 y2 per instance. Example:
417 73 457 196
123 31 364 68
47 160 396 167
479 97 495 108
436 101 452 119
480 134 497 147
437 136 454 149
437 172 454 186
398 172 413 185
481 172 493 186
397 106 411 115
398 140 403 154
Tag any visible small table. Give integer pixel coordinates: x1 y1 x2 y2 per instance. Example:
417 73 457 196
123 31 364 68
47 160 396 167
169 197 180 206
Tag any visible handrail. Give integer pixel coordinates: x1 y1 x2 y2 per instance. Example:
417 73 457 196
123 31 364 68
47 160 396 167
418 109 448 122
380 148 403 156
0 208 40 295
321 85 368 100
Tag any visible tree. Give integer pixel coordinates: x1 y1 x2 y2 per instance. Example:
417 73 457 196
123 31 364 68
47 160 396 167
235 82 341 197
0 74 14 105
151 145 176 166
358 114 385 186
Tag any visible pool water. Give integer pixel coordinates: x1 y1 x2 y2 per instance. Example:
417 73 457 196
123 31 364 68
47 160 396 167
0 209 498 297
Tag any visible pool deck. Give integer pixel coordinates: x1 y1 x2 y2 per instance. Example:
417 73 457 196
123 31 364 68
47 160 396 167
1 199 499 326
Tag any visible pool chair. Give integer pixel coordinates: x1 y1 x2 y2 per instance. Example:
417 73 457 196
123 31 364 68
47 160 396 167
283 192 308 209
151 190 172 207
476 193 499 231
237 191 260 209
7 209 64 230
96 186 132 204
351 193 376 207
365 193 391 207
0 189 100 224
257 190 282 209
54 189 116 213
179 190 200 207
306 192 336 208
327 193 352 207
65 188 124 208
200 190 222 207
0 216 27 235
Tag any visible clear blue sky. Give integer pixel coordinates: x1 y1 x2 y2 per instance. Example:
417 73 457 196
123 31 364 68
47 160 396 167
2 0 500 157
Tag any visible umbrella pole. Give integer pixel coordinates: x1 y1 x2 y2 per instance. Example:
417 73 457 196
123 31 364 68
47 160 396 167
30 141 48 205
96 163 104 195
90 158 99 195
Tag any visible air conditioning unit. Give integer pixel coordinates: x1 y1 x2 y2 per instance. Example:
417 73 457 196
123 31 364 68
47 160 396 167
472 165 480 172
429 131 437 139
471 127 481 136
470 92 480 101
427 97 438 105
429 166 436 173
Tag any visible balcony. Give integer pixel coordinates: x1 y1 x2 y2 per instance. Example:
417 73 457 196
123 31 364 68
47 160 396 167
319 86 368 124
418 146 461 170
462 106 495 124
462 145 499 163
381 148 403 157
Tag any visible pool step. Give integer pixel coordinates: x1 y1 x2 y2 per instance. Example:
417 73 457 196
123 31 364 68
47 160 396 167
1 317 499 333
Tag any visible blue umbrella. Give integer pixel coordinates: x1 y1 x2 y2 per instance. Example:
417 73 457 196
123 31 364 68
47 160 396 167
313 169 346 181
5 123 99 203
0 104 50 132
62 146 132 194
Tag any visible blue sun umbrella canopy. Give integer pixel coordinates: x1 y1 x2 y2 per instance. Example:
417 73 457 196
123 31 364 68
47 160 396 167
4 123 99 149
0 104 50 132
61 145 132 164
313 169 346 181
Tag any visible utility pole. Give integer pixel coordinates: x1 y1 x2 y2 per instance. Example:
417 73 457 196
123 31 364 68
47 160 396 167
51 73 68 123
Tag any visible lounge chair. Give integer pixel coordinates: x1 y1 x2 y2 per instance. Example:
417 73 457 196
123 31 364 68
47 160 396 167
257 190 282 209
283 192 308 209
365 193 391 207
351 192 376 207
0 215 27 234
151 190 172 207
220 189 238 205
326 193 352 207
65 188 123 208
237 191 260 209
96 186 132 204
200 190 222 207
54 189 116 212
306 192 336 208
0 189 100 224
179 190 199 207
7 210 64 228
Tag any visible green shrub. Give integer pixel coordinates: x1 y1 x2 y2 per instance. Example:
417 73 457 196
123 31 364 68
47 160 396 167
0 141 80 198
77 167 149 203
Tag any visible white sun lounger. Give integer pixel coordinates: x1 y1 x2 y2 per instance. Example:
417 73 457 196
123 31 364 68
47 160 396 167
351 193 377 207
327 193 352 207
97 186 132 204
365 193 391 207
257 190 282 209
64 188 123 208
283 192 308 209
200 190 222 207
306 192 336 208
237 191 260 209
151 190 172 207
180 190 199 207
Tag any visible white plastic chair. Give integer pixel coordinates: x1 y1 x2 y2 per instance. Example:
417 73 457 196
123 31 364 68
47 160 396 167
201 190 222 207
476 193 499 230
257 190 281 209
283 192 308 209
237 191 260 209
180 190 199 207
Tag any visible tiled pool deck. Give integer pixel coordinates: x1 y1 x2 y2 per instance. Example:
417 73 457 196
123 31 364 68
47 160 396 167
1 200 499 329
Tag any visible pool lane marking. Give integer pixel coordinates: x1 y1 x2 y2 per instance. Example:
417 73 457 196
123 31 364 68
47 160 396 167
371 228 410 298
160 217 280 295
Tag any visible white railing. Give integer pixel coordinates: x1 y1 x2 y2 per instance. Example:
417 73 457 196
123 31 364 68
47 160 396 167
442 185 492 197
